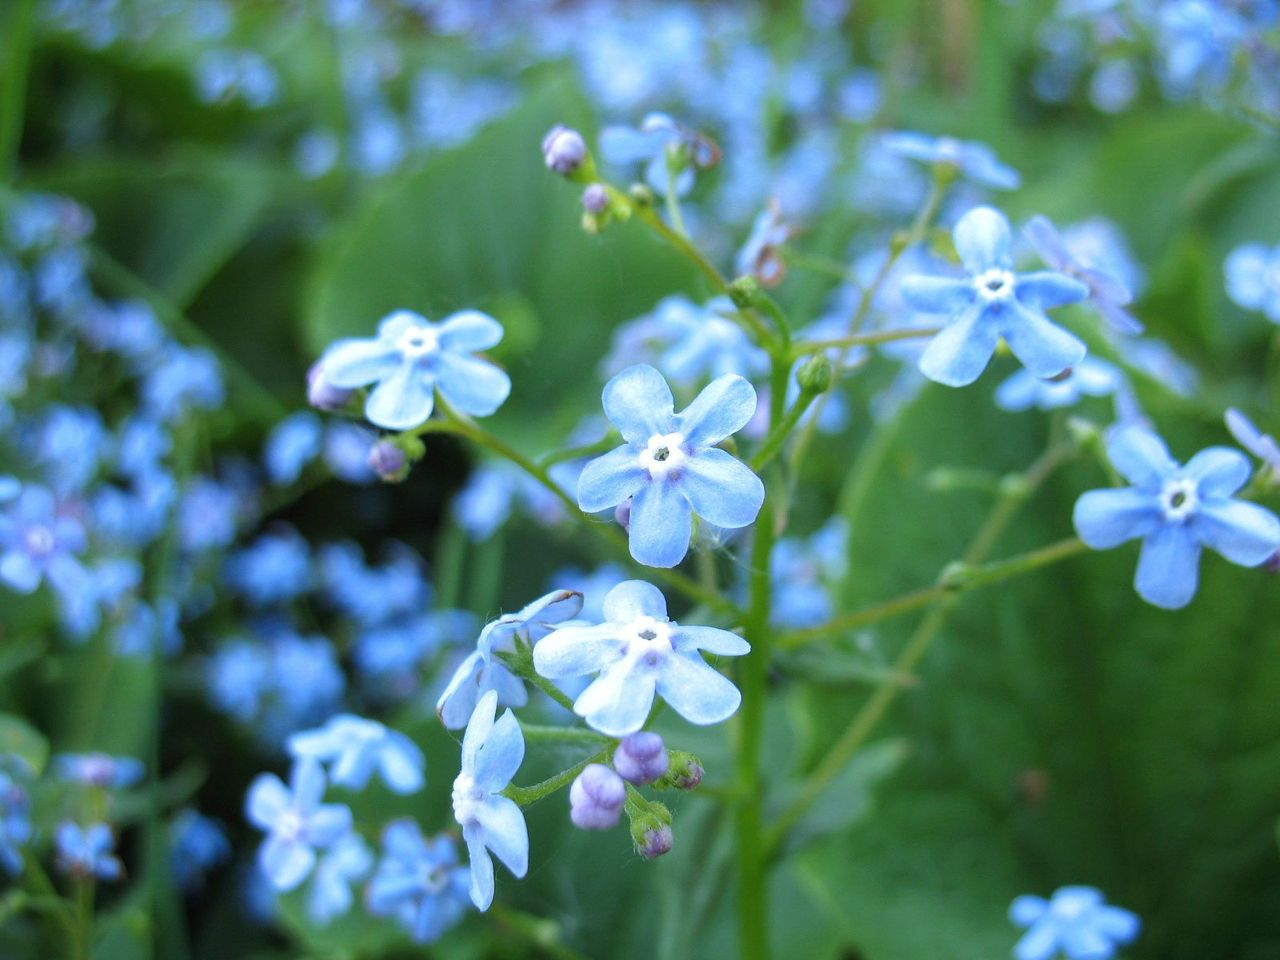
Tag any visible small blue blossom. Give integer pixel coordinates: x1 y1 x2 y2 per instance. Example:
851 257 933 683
0 485 88 597
995 357 1125 412
604 296 769 387
307 833 372 924
901 206 1090 387
367 820 471 942
177 477 245 553
599 113 715 196
1073 426 1280 608
287 715 425 794
224 527 312 606
54 752 145 789
1224 243 1280 322
534 580 749 736
452 690 528 911
769 517 849 629
1225 408 1280 475
169 808 230 892
55 822 123 881
1010 886 1140 960
318 309 511 430
578 365 765 568
880 131 1021 189
1024 215 1143 335
141 345 224 423
355 610 476 700
0 773 31 874
245 758 353 892
318 540 432 626
264 412 323 485
452 462 567 541
437 589 583 729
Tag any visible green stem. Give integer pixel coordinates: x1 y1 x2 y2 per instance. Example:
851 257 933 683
23 858 76 948
664 160 689 238
497 647 579 714
73 877 93 960
538 434 619 468
0 0 35 183
749 389 818 473
790 325 940 357
517 722 610 745
503 748 610 807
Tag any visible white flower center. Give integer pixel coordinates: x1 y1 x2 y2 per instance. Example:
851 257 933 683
1160 477 1198 522
627 616 673 667
451 773 485 826
23 525 55 558
974 268 1015 302
276 807 305 842
419 861 449 894
639 432 687 479
397 325 440 360
934 137 962 162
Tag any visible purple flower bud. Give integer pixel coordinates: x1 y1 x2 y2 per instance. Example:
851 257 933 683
582 184 609 215
1266 550 1280 573
367 441 406 480
542 125 586 175
614 499 632 532
636 824 673 860
307 362 353 412
613 732 668 785
569 763 626 830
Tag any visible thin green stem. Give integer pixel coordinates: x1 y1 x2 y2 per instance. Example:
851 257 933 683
789 325 940 358
497 649 578 714
0 0 35 183
432 520 467 611
517 722 609 745
749 389 818 473
23 857 76 947
503 748 610 807
663 160 689 238
73 877 93 960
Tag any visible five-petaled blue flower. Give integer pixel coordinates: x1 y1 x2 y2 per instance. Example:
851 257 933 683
1224 242 1280 323
533 580 749 736
245 758 353 891
1010 886 1140 960
578 365 764 568
1073 426 1280 609
287 714 425 794
901 206 1090 387
880 131 1021 189
317 309 511 430
54 822 123 882
367 819 471 942
452 690 527 911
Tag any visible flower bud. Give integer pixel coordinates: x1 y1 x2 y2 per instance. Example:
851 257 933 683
627 797 673 860
635 823 673 860
569 763 626 830
728 274 762 311
367 441 407 482
306 362 353 412
654 750 703 790
613 732 668 785
796 355 833 395
581 184 609 215
542 125 587 176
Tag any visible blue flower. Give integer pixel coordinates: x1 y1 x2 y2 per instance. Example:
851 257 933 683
452 462 568 541
169 808 230 892
367 820 471 942
599 113 715 197
1010 886 1140 960
1024 215 1144 335
769 517 849 629
880 131 1021 189
141 345 224 423
53 753 145 789
1073 426 1280 608
437 589 583 729
287 714 425 795
452 690 527 911
307 832 372 924
0 485 88 597
901 206 1090 387
54 822 123 882
0 773 31 874
578 365 765 568
224 527 312 606
533 580 749 736
245 758 353 892
995 357 1125 412
264 412 323 485
1224 243 1280 322
318 309 511 430
1225 408 1280 475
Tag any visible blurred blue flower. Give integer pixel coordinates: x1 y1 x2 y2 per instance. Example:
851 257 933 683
319 310 511 430
578 365 764 568
995 357 1125 412
1224 243 1280 322
367 820 471 942
1074 426 1280 608
534 580 749 736
246 758 353 892
770 517 849 628
53 752 144 789
600 113 714 197
318 540 432 626
34 405 107 493
1024 215 1143 335
177 477 244 553
1010 885 1140 960
452 462 567 541
169 808 230 892
264 412 323 485
452 690 527 911
901 206 1089 386
55 822 122 881
307 832 372 924
354 610 476 700
287 714 424 794
322 421 379 484
880 131 1021 189
142 345 224 422
0 485 88 598
0 773 31 874
225 527 312 606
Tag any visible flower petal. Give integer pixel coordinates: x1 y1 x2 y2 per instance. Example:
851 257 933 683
1008 894 1049 927
364 362 435 430
1016 271 1089 309
677 448 764 529
655 652 742 725
1183 446 1250 500
954 206 1012 274
602 365 674 444
1013 921 1059 960
260 835 314 892
574 659 657 736
1106 427 1176 490
1074 488 1162 549
378 732 425 794
434 352 511 418
472 708 524 793
291 758 327 810
1135 524 1201 609
437 310 503 352
532 624 625 679
473 795 528 878
918 305 1000 387
461 690 498 771
1191 500 1280 566
320 337 401 389
306 804 353 846
672 624 750 657
437 651 484 730
898 275 975 315
603 579 668 622
246 773 289 828
1001 302 1087 379
628 480 693 568
577 445 647 513
463 826 495 911
677 374 758 446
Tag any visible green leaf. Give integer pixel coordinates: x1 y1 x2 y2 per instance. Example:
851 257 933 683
0 713 48 776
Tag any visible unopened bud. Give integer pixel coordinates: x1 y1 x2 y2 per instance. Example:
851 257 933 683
728 274 762 311
627 797 673 860
613 732 668 785
542 125 587 176
306 362 353 412
367 441 407 482
796 355 833 394
569 764 626 830
635 823 673 860
654 750 703 791
581 184 609 215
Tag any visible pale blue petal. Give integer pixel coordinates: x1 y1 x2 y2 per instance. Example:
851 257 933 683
472 709 523 793
1093 905 1141 941
1001 302 1087 379
532 624 625 679
1009 895 1049 926
1074 488 1162 548
364 362 435 430
953 206 1012 274
994 370 1040 411
463 826 495 911
1016 271 1089 309
677 374 758 446
918 305 1000 387
577 446 647 513
1191 500 1280 566
1106 427 1176 490
246 774 290 828
437 651 484 730
321 337 401 389
672 624 750 657
291 758 327 810
378 733 425 794
1061 924 1111 958
437 310 503 352
1135 524 1201 609
462 690 498 771
434 352 510 418
261 835 314 891
473 795 527 877
0 551 41 593
898 275 975 315
602 579 668 622
677 448 764 528
1182 446 1250 499
306 805 353 846
377 311 422 340
655 652 742 725
1225 244 1269 309
1023 216 1070 272
574 660 657 736
599 125 669 164
602 365 674 444
628 480 693 568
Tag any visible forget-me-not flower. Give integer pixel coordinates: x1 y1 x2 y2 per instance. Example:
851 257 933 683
53 752 145 789
578 365 765 568
54 822 123 881
169 808 230 892
367 819 471 942
599 113 715 196
452 690 527 911
1073 426 1280 608
901 206 1090 387
1009 885 1140 960
994 357 1125 412
880 131 1021 189
1224 243 1280 322
287 714 425 794
437 589 583 729
0 773 31 874
533 580 749 736
307 832 372 924
245 758 353 892
1024 215 1143 335
318 309 511 430
0 485 88 598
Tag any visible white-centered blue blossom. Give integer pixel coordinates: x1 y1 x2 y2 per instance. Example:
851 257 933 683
286 715 425 794
1224 242 1280 322
1073 426 1280 608
436 589 583 730
879 131 1021 189
578 365 765 568
245 758 353 892
367 819 471 942
533 580 750 736
54 822 122 881
452 690 527 912
901 206 1090 387
317 309 511 431
1009 886 1140 960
